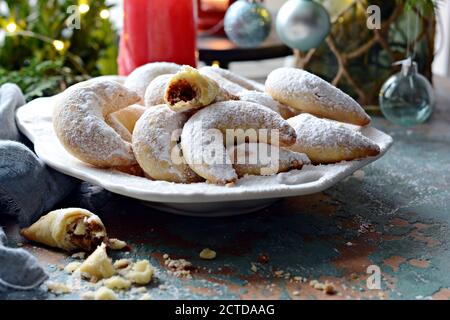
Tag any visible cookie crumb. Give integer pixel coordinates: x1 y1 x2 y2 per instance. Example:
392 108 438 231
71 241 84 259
94 287 118 300
108 238 127 250
310 280 337 295
80 291 95 300
64 262 81 274
113 259 131 270
46 281 72 295
140 293 152 300
324 283 336 295
199 248 217 260
353 170 365 181
71 252 86 260
165 257 193 278
104 276 132 290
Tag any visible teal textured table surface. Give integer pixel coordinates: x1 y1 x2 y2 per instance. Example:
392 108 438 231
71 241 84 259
1 77 449 300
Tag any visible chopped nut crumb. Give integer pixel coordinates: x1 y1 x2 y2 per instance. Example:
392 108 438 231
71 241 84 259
199 248 217 260
165 257 193 278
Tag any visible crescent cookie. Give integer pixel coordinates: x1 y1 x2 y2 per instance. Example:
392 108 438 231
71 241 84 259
200 66 265 92
164 66 237 112
181 101 297 184
144 74 173 107
287 113 380 164
229 143 310 177
132 105 203 183
124 62 181 100
53 81 140 168
199 68 297 119
106 104 146 142
266 67 371 126
20 208 107 252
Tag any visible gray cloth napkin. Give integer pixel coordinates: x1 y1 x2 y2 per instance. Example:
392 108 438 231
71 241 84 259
0 83 72 291
0 228 48 292
0 83 118 293
0 84 25 141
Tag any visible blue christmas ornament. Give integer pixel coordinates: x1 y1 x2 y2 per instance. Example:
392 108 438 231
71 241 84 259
379 58 435 127
224 0 272 48
276 0 331 52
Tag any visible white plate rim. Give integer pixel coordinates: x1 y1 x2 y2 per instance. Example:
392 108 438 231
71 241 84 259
16 93 394 204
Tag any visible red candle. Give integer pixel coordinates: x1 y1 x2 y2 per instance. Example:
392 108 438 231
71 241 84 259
119 0 197 75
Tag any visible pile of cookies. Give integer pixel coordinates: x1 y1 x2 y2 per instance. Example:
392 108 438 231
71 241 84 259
53 63 380 185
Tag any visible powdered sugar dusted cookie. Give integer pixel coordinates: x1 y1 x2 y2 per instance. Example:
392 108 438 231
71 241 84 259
287 113 380 164
124 62 181 100
229 143 310 177
181 100 297 184
266 67 371 126
132 105 203 183
53 81 140 168
200 66 265 92
144 74 173 107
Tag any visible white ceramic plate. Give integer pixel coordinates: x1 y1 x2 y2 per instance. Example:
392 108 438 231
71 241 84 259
16 93 393 216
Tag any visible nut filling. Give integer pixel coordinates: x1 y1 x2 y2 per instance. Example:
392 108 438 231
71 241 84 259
66 217 106 251
166 79 198 105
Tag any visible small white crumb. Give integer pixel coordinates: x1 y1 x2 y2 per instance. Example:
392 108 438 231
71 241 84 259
108 238 127 250
80 291 95 300
64 262 81 274
140 293 152 300
293 290 300 296
113 259 131 270
250 263 258 273
46 281 72 295
346 242 353 246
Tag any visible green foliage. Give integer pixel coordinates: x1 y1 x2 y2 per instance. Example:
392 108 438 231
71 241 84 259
0 0 118 101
